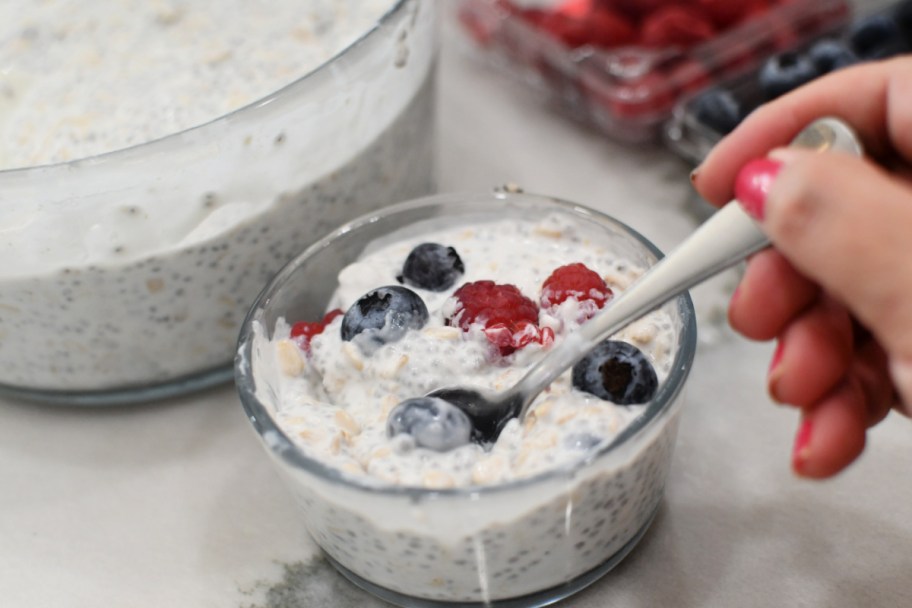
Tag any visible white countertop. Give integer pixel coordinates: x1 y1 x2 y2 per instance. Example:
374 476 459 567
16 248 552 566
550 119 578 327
3 13 911 608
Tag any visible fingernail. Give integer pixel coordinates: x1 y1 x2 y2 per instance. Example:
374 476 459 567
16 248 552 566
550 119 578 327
769 339 784 374
767 340 786 403
689 167 700 184
792 417 813 474
734 158 783 221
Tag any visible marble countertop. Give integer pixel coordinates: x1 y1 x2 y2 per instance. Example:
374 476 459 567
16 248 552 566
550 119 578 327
3 12 911 608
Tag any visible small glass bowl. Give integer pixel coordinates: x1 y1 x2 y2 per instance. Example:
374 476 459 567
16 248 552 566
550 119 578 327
235 192 697 607
0 0 437 405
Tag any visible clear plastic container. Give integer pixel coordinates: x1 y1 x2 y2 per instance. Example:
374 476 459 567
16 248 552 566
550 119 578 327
457 0 851 143
665 0 908 163
235 192 698 606
0 0 437 405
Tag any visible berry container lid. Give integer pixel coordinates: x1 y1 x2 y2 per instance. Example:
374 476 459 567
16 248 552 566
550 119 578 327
665 0 908 163
458 0 852 143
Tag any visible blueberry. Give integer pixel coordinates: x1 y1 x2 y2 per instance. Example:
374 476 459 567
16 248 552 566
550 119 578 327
758 51 820 100
847 14 907 60
896 0 912 46
807 39 858 74
691 88 742 135
387 397 473 452
340 285 429 349
399 243 465 292
572 339 658 405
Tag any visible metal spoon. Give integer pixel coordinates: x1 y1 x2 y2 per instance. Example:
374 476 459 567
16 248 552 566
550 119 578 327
431 117 864 444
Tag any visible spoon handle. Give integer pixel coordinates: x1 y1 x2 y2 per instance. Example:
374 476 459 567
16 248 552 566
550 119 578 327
514 117 864 417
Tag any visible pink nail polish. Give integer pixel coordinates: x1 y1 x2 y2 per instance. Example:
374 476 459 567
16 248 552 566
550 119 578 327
792 418 813 473
769 340 784 374
734 158 783 221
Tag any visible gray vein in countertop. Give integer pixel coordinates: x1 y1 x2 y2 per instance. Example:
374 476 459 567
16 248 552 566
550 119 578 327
241 556 391 608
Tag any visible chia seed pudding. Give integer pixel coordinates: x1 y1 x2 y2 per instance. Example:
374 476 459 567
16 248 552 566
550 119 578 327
239 194 696 604
0 0 437 399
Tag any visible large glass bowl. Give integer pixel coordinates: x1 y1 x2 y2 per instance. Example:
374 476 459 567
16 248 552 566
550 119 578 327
0 0 437 405
236 192 697 607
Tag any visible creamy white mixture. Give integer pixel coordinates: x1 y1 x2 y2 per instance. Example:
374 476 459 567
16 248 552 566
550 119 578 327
0 0 436 394
0 0 394 168
267 214 678 488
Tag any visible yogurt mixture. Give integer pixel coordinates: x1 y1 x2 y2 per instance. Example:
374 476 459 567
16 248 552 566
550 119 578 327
0 0 395 167
0 0 436 394
248 203 692 602
265 214 678 488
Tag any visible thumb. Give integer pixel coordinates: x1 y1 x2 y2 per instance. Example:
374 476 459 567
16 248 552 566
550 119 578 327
735 150 912 404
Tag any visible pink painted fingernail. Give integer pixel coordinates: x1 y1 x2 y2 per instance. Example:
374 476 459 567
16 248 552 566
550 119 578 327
792 418 813 474
734 158 783 221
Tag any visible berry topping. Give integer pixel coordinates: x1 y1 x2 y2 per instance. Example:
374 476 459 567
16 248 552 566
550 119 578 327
572 339 658 405
640 6 716 49
541 1 636 49
896 0 912 46
806 39 857 74
607 0 677 19
341 286 429 349
847 13 907 60
540 263 612 314
484 320 555 355
691 88 742 135
290 308 343 351
757 51 819 100
450 281 539 330
399 243 465 292
695 0 747 28
448 280 542 355
387 396 473 452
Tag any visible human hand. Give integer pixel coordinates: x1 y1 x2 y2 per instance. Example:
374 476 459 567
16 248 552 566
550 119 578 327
690 56 912 479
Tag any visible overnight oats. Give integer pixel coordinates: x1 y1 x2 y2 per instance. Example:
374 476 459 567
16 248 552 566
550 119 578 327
0 0 436 403
237 192 697 605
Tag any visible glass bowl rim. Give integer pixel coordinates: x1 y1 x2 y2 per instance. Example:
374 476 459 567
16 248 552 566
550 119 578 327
235 191 698 500
0 0 409 177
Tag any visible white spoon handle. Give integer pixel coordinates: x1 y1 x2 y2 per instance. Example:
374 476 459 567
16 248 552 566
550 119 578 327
514 117 864 415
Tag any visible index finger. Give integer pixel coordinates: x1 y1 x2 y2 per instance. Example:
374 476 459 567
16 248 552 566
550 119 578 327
693 56 912 206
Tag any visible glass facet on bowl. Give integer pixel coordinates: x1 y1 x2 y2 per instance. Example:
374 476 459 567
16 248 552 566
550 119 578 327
0 0 437 405
236 192 697 606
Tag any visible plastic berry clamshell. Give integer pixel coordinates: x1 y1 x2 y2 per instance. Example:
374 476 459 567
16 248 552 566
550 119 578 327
458 0 852 144
665 0 912 163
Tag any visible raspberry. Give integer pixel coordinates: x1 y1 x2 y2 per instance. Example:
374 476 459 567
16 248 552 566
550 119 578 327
450 281 539 330
586 8 637 48
604 0 677 20
540 1 636 49
540 11 592 48
739 0 773 23
640 6 716 49
516 7 548 28
541 263 613 315
290 308 343 351
449 281 542 355
484 320 555 355
695 0 748 29
555 0 593 18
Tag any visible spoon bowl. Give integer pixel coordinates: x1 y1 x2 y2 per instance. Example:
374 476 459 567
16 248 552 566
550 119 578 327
430 117 864 445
